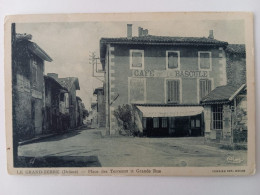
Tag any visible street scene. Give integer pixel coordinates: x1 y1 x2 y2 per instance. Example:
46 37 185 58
18 128 247 167
11 19 248 168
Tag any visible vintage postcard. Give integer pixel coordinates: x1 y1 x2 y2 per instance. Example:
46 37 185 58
5 12 255 176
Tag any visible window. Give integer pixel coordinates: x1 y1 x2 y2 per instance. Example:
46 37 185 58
162 118 168 128
65 93 69 108
153 118 159 128
130 50 144 69
199 52 211 70
191 120 195 128
166 51 180 69
196 119 200 128
212 105 223 130
142 118 147 129
167 79 180 103
60 93 65 102
32 66 37 87
191 118 200 128
199 79 212 100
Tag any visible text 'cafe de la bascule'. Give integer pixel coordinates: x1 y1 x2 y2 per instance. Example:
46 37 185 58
97 24 246 142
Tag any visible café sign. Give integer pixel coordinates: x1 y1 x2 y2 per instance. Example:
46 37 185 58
132 69 209 78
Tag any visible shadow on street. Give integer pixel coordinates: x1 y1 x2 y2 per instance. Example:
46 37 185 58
34 130 82 143
15 155 101 167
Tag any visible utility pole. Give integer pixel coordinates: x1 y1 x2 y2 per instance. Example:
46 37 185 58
89 51 104 82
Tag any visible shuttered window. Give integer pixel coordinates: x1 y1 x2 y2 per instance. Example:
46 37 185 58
31 58 38 88
167 80 180 103
200 79 212 100
199 52 211 69
130 50 144 69
167 51 179 69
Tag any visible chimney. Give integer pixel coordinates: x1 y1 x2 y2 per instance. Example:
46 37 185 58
143 29 148 36
138 27 143 37
47 73 58 80
127 24 132 39
208 30 214 39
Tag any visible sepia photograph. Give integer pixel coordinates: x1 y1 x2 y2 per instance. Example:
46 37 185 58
5 13 255 176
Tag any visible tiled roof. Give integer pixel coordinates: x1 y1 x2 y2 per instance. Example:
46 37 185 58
16 33 52 62
44 75 67 90
226 44 246 54
100 35 228 46
93 87 104 95
100 35 228 65
201 84 246 104
76 96 82 101
57 77 80 90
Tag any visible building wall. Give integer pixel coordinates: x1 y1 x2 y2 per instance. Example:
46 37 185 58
13 44 45 139
69 85 77 128
226 52 246 86
106 44 227 134
43 79 64 133
97 91 106 127
30 56 44 135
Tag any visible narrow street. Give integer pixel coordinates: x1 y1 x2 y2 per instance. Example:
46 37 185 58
18 128 247 167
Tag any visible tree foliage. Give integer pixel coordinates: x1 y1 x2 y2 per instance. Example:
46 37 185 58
113 104 139 136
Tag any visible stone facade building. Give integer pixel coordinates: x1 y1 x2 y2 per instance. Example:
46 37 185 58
43 75 70 133
76 96 84 127
99 24 229 136
93 87 106 128
201 44 247 144
201 84 247 144
47 73 80 129
12 29 52 141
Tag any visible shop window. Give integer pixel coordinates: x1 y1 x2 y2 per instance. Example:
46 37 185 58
196 119 200 127
200 79 212 100
167 79 180 103
191 119 201 128
162 118 167 128
199 51 212 70
166 51 180 69
153 118 159 128
130 50 144 69
142 118 147 129
212 105 223 130
191 120 195 128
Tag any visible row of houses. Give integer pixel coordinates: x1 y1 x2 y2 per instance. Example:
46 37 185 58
12 24 85 142
94 24 247 145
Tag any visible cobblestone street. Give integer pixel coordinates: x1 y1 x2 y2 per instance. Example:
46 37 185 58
18 128 247 167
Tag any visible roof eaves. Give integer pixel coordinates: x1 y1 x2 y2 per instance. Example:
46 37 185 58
228 84 246 101
28 42 53 62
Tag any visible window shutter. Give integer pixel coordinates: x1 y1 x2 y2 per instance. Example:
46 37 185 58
176 80 180 102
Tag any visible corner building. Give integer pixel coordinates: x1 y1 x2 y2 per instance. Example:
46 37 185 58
100 25 228 136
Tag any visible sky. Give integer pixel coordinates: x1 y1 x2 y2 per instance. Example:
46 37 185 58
16 20 245 109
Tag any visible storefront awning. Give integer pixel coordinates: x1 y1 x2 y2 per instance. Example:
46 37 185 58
136 106 203 118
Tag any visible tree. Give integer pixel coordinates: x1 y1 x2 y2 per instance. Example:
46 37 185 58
83 109 89 119
113 104 140 136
